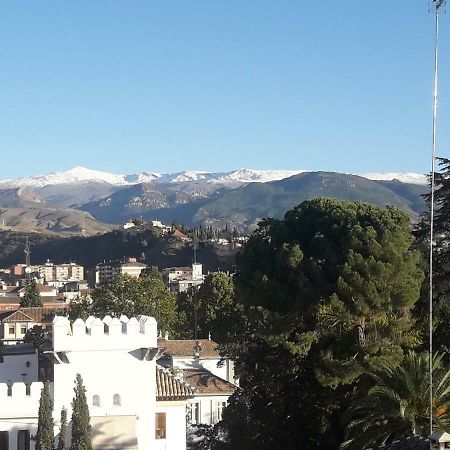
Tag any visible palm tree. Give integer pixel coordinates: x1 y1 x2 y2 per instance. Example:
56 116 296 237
340 351 450 449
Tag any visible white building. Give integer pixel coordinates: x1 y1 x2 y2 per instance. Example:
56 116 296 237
163 263 205 293
95 258 147 284
0 307 67 345
0 314 194 450
157 338 238 427
36 262 84 283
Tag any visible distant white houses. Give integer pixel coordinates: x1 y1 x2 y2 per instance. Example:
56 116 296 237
162 263 205 293
95 258 147 284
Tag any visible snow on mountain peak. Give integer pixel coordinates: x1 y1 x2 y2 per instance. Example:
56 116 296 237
0 167 428 189
0 166 129 188
357 172 427 185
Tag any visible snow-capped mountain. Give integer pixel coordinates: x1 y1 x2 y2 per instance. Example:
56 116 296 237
0 167 309 188
357 172 427 185
0 166 129 188
0 166 427 189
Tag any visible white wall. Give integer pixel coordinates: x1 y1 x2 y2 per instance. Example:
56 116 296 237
52 315 157 450
0 382 42 450
154 402 187 450
0 352 39 384
188 395 229 426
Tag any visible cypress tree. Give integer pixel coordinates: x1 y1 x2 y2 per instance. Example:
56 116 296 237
35 381 54 450
70 374 92 450
57 407 68 450
21 279 43 307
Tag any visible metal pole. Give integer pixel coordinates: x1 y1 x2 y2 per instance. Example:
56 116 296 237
429 2 441 436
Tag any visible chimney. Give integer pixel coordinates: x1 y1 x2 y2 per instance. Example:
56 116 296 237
164 331 169 340
430 432 450 449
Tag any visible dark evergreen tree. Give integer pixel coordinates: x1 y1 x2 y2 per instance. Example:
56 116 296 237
177 272 236 343
23 325 45 348
414 157 450 350
71 374 92 450
217 198 424 450
21 279 42 307
35 381 54 450
57 407 68 450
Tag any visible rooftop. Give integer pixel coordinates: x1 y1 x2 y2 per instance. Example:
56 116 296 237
156 365 195 401
0 307 68 323
158 338 221 358
183 368 238 395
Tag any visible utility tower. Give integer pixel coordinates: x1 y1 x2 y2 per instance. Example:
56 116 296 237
428 0 446 436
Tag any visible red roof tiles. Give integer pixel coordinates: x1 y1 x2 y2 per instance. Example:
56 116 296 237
156 365 195 401
157 339 221 358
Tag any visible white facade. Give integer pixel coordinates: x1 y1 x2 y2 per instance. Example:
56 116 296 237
0 314 190 450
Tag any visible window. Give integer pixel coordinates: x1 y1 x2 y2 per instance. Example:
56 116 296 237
113 394 121 406
92 395 100 407
8 325 15 335
213 401 227 424
187 402 200 425
17 430 30 450
155 413 166 439
7 384 12 396
20 325 27 335
0 431 8 450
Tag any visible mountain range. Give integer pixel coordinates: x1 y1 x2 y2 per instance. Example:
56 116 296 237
0 167 428 234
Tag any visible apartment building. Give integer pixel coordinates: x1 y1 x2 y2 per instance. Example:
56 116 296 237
95 258 147 284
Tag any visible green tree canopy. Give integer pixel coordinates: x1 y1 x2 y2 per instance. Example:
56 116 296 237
88 269 181 335
414 157 450 351
71 374 92 450
57 407 68 450
35 381 54 450
21 279 42 307
177 272 236 342
23 325 45 348
218 198 424 449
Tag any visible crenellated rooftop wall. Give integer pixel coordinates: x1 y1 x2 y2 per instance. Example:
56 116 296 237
52 314 157 351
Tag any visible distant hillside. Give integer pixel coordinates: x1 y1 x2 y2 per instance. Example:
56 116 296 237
78 172 427 232
0 187 113 235
0 229 235 273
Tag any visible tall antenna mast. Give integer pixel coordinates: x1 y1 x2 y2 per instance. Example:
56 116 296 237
24 235 31 281
428 0 445 436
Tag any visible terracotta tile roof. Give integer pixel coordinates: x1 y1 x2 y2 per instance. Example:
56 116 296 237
171 229 189 239
157 339 220 358
182 369 238 395
156 365 195 401
0 296 66 305
0 307 68 323
0 310 33 322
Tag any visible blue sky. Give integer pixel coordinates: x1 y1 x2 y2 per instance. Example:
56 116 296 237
0 1 447 178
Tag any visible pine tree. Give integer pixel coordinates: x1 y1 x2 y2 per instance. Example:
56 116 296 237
70 374 92 450
35 381 54 450
220 199 424 449
57 407 68 450
21 279 43 307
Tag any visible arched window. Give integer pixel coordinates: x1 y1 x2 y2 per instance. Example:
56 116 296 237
113 394 121 406
92 395 100 407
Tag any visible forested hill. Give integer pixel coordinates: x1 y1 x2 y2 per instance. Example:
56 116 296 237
0 229 235 273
